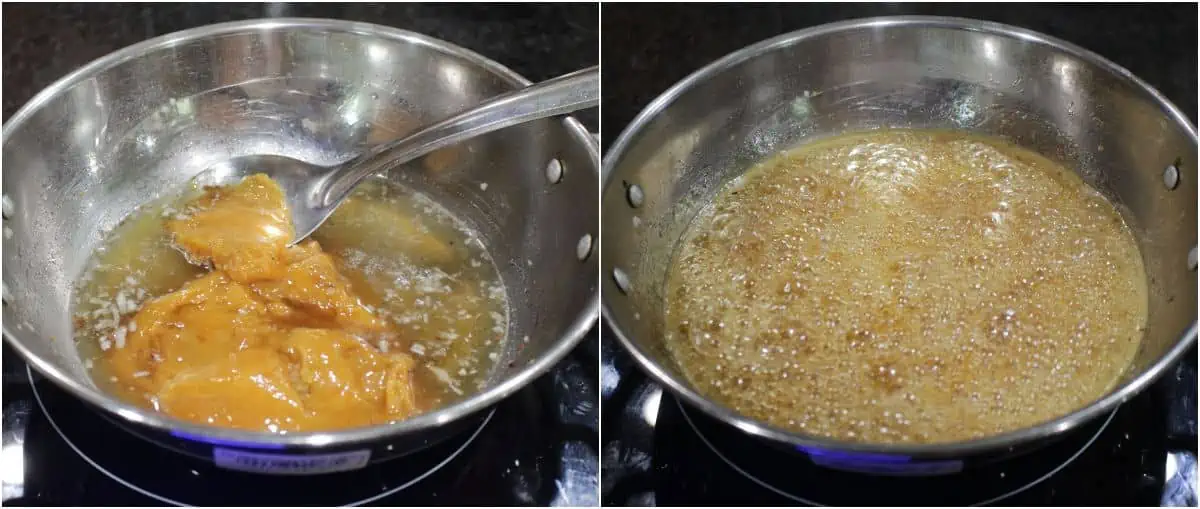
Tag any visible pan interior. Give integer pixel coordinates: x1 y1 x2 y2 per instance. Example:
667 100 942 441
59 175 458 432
660 128 1148 445
71 174 512 429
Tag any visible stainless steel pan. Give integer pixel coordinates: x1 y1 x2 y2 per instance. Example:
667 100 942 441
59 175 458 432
2 18 598 471
602 16 1196 468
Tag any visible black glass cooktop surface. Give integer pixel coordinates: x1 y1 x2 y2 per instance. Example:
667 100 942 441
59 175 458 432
1 334 599 507
601 327 1198 507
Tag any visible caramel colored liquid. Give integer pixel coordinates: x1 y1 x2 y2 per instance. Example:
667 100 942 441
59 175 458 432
72 177 506 432
664 129 1147 444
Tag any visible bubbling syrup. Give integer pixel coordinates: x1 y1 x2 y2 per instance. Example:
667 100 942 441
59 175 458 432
664 129 1147 444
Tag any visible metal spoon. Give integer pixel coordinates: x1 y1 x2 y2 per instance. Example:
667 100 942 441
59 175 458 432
193 66 598 244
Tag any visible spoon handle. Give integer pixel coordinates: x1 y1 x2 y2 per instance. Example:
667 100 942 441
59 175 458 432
321 65 600 206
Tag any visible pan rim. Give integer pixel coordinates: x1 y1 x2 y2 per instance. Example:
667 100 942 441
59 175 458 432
2 16 600 448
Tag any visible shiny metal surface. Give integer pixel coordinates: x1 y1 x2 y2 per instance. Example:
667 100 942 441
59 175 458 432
1164 451 1198 506
1 400 29 502
2 18 598 450
198 66 599 243
602 16 1197 457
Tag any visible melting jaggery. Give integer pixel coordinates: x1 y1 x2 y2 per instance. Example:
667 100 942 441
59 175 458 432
93 175 425 432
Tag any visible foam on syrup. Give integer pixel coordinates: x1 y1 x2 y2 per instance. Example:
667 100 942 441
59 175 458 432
664 129 1147 444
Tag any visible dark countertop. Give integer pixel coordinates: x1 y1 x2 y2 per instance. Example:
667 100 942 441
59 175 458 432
2 2 598 129
601 3 1197 149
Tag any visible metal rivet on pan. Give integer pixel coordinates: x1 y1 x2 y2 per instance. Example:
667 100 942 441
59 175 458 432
2 194 12 219
626 184 644 208
545 159 563 184
576 234 593 261
1163 164 1180 190
1188 247 1197 271
612 267 631 295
